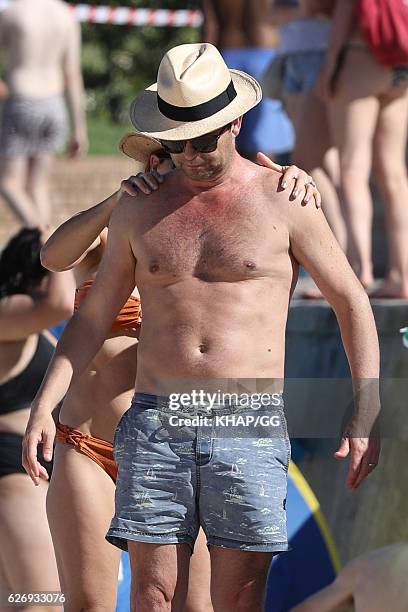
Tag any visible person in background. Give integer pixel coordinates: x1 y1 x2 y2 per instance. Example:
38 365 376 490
281 1 346 250
291 543 408 612
0 0 87 227
262 0 346 298
317 0 408 297
0 227 74 612
202 0 294 161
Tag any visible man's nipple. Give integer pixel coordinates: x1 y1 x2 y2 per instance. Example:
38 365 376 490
149 262 160 273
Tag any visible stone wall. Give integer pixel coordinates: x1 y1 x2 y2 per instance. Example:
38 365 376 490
287 302 408 563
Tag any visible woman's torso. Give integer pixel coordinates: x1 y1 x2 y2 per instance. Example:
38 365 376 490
335 6 406 98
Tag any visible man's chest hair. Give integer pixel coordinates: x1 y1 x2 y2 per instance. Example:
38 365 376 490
131 189 289 279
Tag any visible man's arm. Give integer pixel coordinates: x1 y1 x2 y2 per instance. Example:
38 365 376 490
62 12 87 156
22 198 136 483
288 201 380 489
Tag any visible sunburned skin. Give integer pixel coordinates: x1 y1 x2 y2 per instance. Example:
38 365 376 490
129 160 296 393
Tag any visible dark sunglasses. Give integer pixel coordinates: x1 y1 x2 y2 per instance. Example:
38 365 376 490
159 123 232 154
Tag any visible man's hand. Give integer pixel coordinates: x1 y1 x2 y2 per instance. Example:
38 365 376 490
257 152 322 208
120 171 164 197
22 412 56 486
68 132 88 158
335 433 381 490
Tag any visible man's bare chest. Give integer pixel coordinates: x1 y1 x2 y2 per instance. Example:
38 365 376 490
132 193 290 281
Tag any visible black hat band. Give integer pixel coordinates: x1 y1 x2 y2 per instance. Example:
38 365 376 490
157 80 237 122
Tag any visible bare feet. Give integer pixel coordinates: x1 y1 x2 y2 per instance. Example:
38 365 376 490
301 285 325 299
350 260 373 290
369 278 408 299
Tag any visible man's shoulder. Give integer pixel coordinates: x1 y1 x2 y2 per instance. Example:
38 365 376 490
109 194 142 232
251 162 293 214
114 176 175 220
257 163 282 192
234 157 282 194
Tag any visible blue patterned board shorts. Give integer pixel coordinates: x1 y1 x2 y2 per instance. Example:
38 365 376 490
0 94 68 157
107 392 291 554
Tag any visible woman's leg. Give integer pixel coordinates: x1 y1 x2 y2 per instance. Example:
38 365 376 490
328 48 390 287
185 528 213 612
47 444 121 612
371 87 408 297
283 93 305 131
294 90 346 247
291 89 345 298
0 474 61 612
0 156 38 226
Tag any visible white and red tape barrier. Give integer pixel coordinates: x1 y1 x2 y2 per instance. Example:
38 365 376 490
0 1 203 27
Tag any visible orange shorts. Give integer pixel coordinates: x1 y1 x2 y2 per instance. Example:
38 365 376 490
55 422 117 482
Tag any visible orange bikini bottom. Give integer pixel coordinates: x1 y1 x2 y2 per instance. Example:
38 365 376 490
55 422 117 482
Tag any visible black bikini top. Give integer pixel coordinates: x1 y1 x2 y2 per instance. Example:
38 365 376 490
0 334 54 414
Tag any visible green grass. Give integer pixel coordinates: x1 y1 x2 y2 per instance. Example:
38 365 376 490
87 114 133 156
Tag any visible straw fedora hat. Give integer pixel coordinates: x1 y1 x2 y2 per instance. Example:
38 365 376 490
129 43 262 141
119 132 163 168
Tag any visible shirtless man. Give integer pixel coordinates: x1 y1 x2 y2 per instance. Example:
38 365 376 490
24 44 380 612
0 0 87 226
292 543 408 612
202 0 294 159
